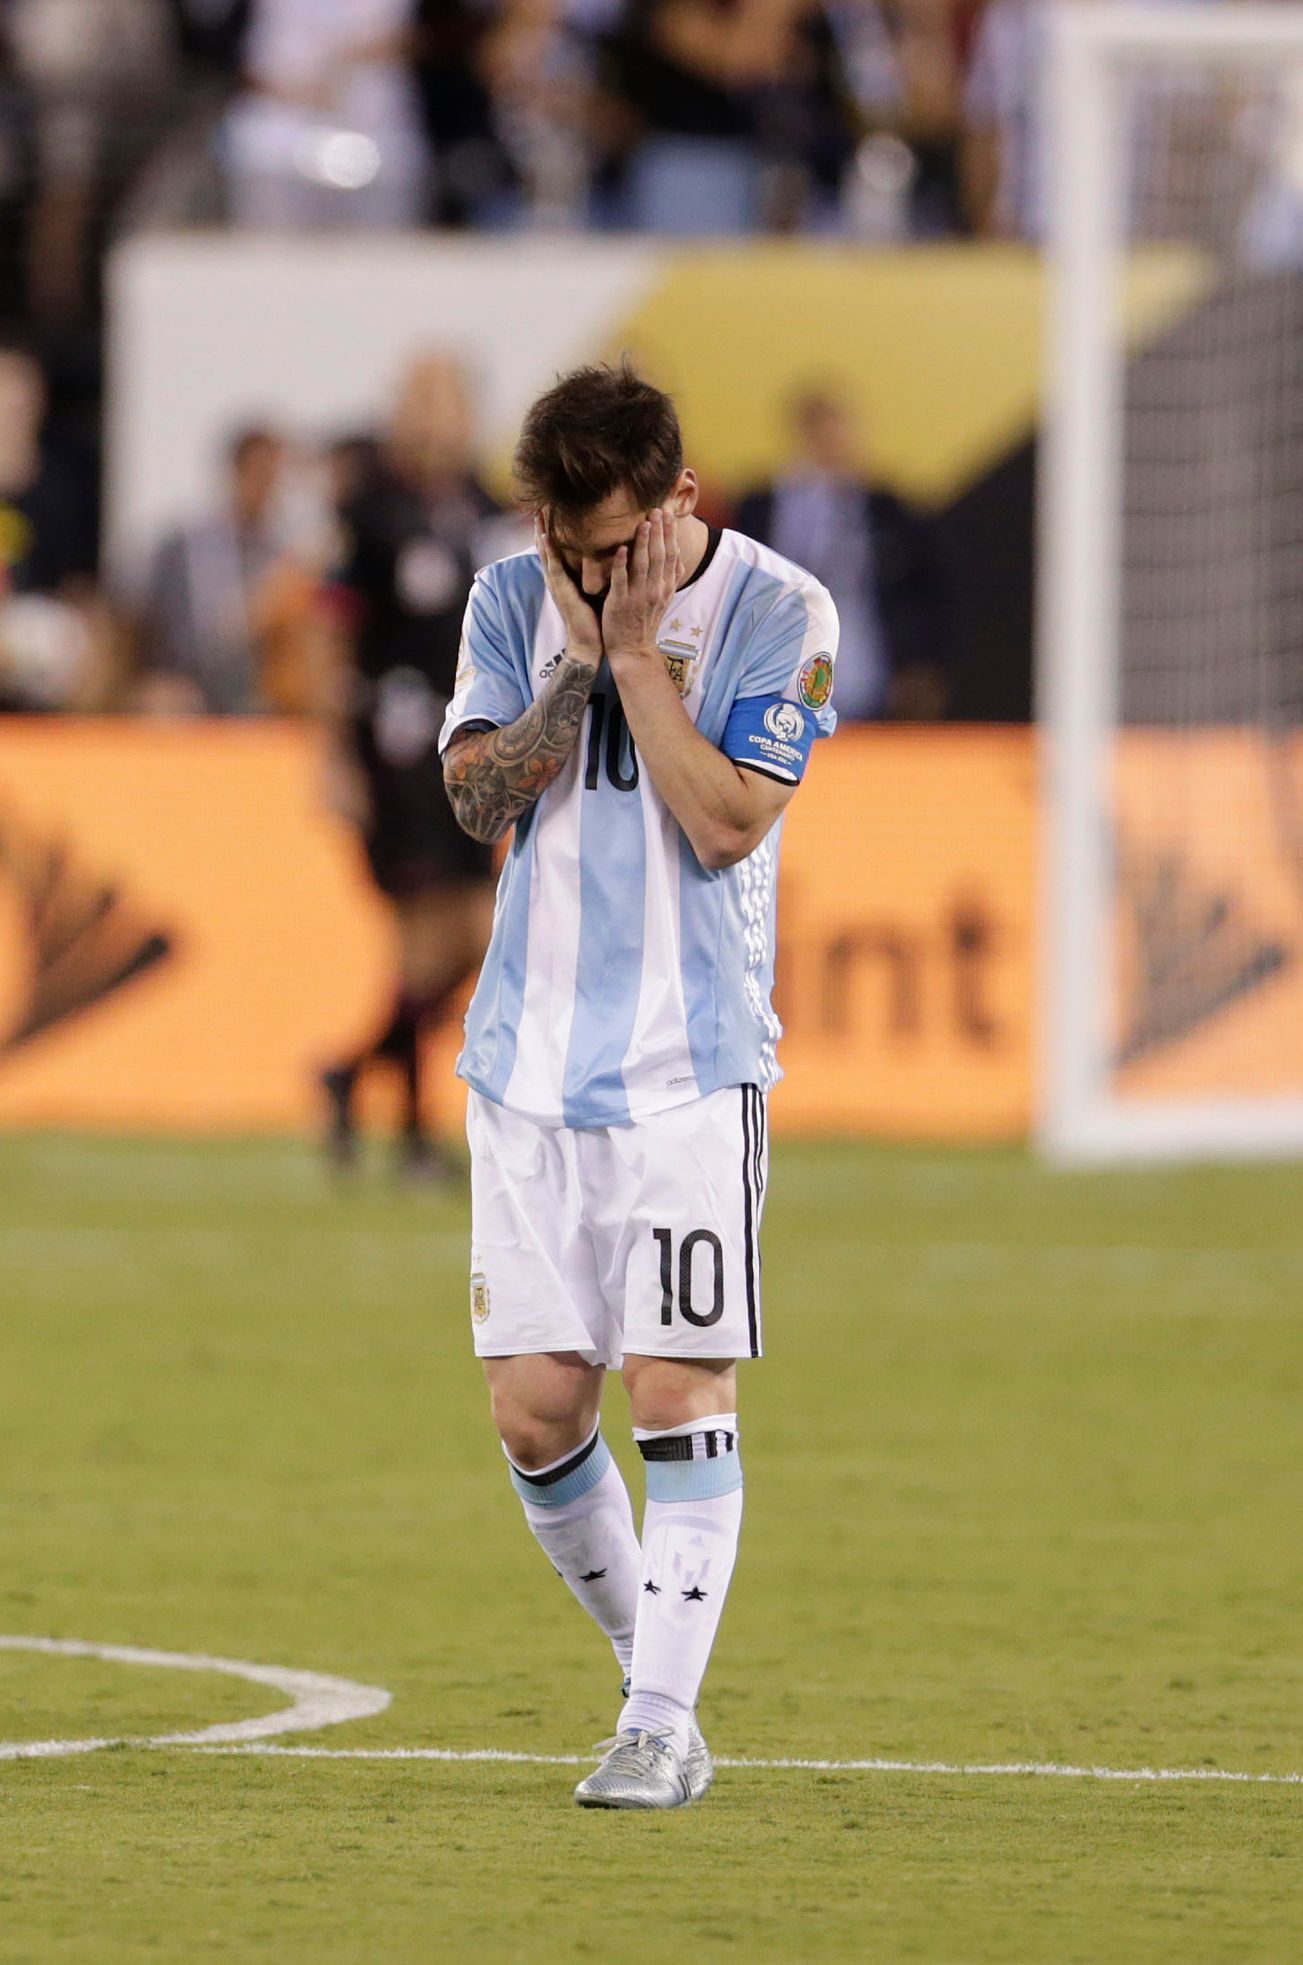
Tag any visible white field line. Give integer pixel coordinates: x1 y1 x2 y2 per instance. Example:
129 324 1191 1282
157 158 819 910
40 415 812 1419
0 1635 389 1761
187 1744 1303 1786
2 1636 1299 1787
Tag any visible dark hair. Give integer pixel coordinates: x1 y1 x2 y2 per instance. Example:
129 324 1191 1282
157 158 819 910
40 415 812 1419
513 360 683 518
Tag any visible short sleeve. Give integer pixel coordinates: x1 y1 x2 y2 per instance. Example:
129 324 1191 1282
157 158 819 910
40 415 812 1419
438 566 530 752
721 579 839 785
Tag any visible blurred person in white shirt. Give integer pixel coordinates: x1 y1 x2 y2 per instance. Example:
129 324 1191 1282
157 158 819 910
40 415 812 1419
222 0 430 228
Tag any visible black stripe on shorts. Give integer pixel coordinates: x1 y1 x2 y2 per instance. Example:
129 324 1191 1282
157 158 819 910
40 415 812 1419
740 1086 761 1357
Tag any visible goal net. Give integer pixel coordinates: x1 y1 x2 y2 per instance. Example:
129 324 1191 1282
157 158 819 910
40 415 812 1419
1039 3 1303 1160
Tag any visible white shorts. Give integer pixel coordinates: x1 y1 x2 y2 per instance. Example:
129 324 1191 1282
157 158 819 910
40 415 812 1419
465 1084 768 1367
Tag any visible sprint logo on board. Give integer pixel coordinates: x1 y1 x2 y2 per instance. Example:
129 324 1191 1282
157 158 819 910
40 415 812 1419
0 810 174 1058
1115 846 1290 1066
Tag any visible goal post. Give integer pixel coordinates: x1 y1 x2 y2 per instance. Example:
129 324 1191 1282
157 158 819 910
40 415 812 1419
1038 2 1303 1162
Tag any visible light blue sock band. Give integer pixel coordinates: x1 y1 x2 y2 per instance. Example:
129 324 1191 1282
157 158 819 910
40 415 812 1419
508 1429 610 1508
644 1453 743 1503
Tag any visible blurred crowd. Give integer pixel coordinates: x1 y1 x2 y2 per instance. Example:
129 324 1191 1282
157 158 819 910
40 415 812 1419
1 0 1296 309
0 0 1074 312
0 0 1299 720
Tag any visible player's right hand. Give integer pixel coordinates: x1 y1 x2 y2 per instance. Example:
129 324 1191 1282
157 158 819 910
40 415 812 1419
535 517 603 670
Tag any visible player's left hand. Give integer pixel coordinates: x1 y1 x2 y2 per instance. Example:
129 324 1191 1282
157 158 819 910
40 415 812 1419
602 508 682 664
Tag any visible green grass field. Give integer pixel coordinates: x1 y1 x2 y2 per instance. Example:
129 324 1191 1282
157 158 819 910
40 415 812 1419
1 1132 1300 1963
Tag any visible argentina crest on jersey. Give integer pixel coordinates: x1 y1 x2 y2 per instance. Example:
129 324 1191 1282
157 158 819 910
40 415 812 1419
657 615 705 696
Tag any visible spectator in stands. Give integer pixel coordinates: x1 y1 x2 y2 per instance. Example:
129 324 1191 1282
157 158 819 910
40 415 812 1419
961 0 1214 243
602 0 846 234
412 0 514 227
222 0 431 229
165 0 251 76
0 346 116 710
455 0 622 227
0 22 30 322
736 385 950 719
134 425 313 715
831 0 967 239
315 352 500 1182
959 0 1039 239
0 348 96 595
8 0 177 323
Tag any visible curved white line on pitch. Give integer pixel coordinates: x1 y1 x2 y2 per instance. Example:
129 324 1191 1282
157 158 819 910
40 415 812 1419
4 1638 1299 1787
191 1744 1303 1787
0 1635 390 1761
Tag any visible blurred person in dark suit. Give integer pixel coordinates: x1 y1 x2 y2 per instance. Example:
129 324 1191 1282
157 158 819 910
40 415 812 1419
134 426 313 715
315 352 501 1182
735 386 949 719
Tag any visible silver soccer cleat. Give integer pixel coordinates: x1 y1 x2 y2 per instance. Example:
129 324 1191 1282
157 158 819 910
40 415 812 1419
573 1731 692 1810
684 1717 715 1803
609 1681 713 1803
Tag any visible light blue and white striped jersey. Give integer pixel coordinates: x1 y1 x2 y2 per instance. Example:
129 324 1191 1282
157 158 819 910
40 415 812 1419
438 526 837 1129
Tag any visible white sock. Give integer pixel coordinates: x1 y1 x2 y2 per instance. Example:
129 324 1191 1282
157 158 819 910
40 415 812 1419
623 1413 743 1760
507 1426 640 1676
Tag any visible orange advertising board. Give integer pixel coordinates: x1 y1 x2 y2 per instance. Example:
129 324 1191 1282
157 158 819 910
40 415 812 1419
0 721 1038 1140
773 729 1035 1136
1112 731 1303 1101
0 723 403 1132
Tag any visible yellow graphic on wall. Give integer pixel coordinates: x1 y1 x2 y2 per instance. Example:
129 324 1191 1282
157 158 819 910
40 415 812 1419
602 245 1211 506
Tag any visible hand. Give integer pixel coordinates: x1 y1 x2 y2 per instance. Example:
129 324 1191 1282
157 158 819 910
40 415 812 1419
602 508 683 664
535 516 603 670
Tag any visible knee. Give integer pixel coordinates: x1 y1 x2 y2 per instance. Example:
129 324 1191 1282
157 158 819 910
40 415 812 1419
487 1373 597 1472
494 1414 565 1472
624 1356 735 1432
488 1393 550 1471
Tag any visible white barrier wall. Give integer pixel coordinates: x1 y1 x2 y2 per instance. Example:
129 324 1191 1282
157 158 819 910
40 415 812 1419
107 233 661 579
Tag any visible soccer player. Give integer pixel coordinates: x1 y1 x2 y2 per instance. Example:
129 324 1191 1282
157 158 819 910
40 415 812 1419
440 362 837 1809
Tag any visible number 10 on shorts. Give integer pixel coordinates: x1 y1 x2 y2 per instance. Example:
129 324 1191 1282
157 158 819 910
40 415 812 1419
653 1227 725 1328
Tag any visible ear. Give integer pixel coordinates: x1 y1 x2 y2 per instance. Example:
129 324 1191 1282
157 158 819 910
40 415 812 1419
670 469 699 517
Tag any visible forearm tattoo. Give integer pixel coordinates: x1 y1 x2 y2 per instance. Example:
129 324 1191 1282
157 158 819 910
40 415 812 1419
444 656 598 843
